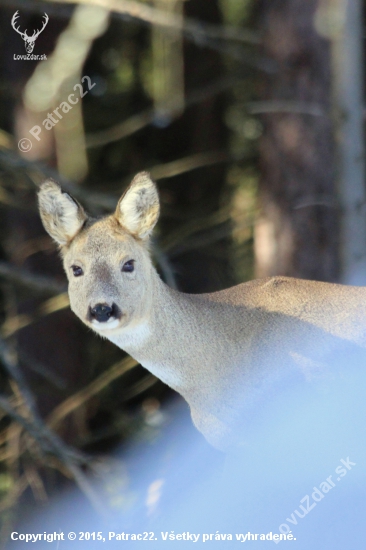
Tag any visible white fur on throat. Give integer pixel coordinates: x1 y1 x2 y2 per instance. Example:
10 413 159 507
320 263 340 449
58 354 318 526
91 318 120 331
107 320 151 350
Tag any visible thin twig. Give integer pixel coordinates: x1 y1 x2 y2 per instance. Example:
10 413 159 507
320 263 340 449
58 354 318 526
120 374 158 402
0 396 60 458
152 242 178 290
86 76 241 148
0 337 109 515
0 340 37 414
0 473 29 514
86 109 154 148
160 205 232 253
45 0 260 44
167 222 234 259
2 0 274 74
0 261 66 295
0 149 116 213
149 151 230 181
0 79 238 209
0 397 105 516
47 356 138 428
246 100 327 116
1 293 69 338
18 350 66 390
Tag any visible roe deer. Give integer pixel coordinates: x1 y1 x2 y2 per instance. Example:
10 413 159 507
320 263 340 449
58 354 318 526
38 172 366 450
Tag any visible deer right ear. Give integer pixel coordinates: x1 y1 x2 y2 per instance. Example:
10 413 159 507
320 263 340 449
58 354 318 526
38 181 87 246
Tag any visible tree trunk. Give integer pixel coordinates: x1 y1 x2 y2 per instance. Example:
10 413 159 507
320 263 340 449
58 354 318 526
156 0 230 293
255 0 339 282
330 0 366 285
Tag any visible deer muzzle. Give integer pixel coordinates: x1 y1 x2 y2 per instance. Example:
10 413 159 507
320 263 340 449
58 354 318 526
88 302 122 326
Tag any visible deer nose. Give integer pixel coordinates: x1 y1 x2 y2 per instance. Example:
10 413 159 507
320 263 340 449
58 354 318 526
89 303 113 323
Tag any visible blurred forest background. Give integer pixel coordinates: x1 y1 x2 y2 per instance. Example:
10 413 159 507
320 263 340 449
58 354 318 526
0 0 365 544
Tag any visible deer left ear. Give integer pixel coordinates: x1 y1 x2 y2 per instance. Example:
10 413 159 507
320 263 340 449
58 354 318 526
115 172 160 239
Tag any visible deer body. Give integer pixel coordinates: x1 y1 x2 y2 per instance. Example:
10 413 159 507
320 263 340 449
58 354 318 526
108 273 366 448
38 173 366 450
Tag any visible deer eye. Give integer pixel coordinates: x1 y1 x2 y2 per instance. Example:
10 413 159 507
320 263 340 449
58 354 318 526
122 260 135 273
71 265 83 277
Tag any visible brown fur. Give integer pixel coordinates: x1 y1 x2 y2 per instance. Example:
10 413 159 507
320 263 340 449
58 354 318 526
38 173 366 450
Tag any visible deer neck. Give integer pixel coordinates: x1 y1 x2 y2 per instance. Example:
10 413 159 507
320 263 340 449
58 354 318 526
107 270 219 393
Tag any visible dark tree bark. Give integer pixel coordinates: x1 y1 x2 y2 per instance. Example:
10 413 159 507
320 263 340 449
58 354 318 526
255 0 339 282
94 0 232 293
153 0 231 293
331 0 366 285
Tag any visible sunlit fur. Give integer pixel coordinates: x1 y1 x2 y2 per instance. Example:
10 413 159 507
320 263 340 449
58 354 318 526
38 181 87 246
115 171 160 239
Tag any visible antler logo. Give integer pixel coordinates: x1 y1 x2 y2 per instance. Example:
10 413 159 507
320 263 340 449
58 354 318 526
11 11 49 54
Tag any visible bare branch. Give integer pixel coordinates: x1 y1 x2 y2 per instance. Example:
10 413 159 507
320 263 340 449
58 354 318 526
161 206 232 253
0 337 107 514
0 261 66 294
18 350 66 390
120 374 158 402
45 0 260 44
0 338 83 465
0 149 117 213
152 242 178 290
47 356 137 428
0 473 29 514
86 76 240 148
1 293 69 338
149 151 230 181
86 109 154 149
246 100 327 116
0 395 54 455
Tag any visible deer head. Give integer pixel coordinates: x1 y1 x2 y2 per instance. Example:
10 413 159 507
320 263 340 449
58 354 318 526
11 11 49 54
38 173 160 333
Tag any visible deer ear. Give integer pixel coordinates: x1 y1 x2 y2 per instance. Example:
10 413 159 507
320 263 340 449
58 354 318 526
115 172 160 239
38 180 87 246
